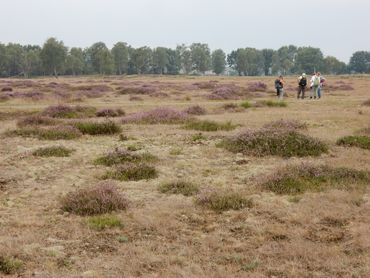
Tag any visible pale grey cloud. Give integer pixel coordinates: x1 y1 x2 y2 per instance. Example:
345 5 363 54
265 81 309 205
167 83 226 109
0 0 368 62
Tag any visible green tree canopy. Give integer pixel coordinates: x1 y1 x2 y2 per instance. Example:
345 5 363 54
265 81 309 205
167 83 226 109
211 49 226 75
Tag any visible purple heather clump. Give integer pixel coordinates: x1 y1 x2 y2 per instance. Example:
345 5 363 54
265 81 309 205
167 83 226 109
121 107 190 124
96 108 125 117
207 85 240 100
247 82 267 92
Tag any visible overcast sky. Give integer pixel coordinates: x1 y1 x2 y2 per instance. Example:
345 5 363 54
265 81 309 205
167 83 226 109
0 0 368 62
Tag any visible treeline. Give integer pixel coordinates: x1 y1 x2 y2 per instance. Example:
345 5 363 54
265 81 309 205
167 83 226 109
0 38 369 77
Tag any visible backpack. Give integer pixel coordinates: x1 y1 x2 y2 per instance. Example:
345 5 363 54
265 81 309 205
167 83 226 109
275 79 281 89
313 76 320 87
299 77 307 87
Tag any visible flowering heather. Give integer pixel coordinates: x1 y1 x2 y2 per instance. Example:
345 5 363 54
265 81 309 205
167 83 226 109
260 163 370 195
207 85 240 100
102 163 158 181
96 108 125 117
183 105 207 115
42 105 97 118
121 107 190 124
1 87 12 92
222 128 328 157
95 148 157 166
326 83 354 91
8 91 45 101
17 115 58 127
263 119 307 131
61 182 129 216
72 84 112 92
246 82 267 92
149 92 169 98
193 81 218 90
195 188 252 211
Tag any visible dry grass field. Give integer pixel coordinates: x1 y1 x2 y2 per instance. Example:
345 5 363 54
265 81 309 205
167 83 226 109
0 75 369 277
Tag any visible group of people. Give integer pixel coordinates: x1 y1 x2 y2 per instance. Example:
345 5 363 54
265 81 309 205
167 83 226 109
275 72 326 100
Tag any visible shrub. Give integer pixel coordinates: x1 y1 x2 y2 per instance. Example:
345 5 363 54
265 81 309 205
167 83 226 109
361 99 370 106
74 120 122 135
102 163 158 181
61 182 128 216
195 188 252 211
240 101 252 109
9 125 82 140
42 105 96 118
183 105 207 115
337 136 370 150
122 108 190 124
95 148 157 166
159 181 199 196
255 100 287 107
263 119 307 131
0 256 23 274
246 82 267 92
129 95 144 101
184 120 236 132
118 86 156 95
191 133 206 142
1 87 12 92
33 146 74 157
207 85 240 100
222 129 328 157
17 115 58 127
96 108 125 117
87 214 123 231
261 163 370 195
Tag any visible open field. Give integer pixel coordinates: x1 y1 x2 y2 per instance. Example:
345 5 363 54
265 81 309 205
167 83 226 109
0 75 369 277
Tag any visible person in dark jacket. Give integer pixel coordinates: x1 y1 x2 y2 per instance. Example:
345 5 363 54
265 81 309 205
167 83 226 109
275 75 284 99
297 73 307 99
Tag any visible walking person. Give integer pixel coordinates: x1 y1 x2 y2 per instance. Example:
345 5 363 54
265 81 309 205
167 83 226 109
297 73 307 99
274 75 285 100
310 72 320 99
317 72 325 99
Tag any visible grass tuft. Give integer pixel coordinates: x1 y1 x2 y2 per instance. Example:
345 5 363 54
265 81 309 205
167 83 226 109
42 104 96 118
73 120 122 135
102 163 158 181
61 182 128 216
261 163 370 195
8 125 82 140
159 181 199 196
0 256 23 274
87 214 123 230
17 115 58 127
95 148 157 166
32 146 74 157
222 128 328 157
337 135 370 150
240 101 252 109
195 188 252 211
255 100 287 107
184 120 237 132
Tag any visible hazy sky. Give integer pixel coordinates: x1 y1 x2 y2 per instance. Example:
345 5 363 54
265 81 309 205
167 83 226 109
0 0 369 62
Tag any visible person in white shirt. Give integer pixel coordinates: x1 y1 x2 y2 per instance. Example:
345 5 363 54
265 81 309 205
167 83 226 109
310 72 320 99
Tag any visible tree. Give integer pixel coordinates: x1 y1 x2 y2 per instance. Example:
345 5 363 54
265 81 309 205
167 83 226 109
165 48 180 75
89 42 114 74
5 43 25 76
324 56 347 74
244 48 264 76
276 45 297 75
261 49 274 76
23 45 42 77
211 49 226 75
349 51 370 73
111 42 129 75
152 47 169 74
40 38 67 77
235 48 248 75
176 44 192 74
190 43 211 73
130 46 152 74
294 47 324 74
0 43 7 77
65 47 85 75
